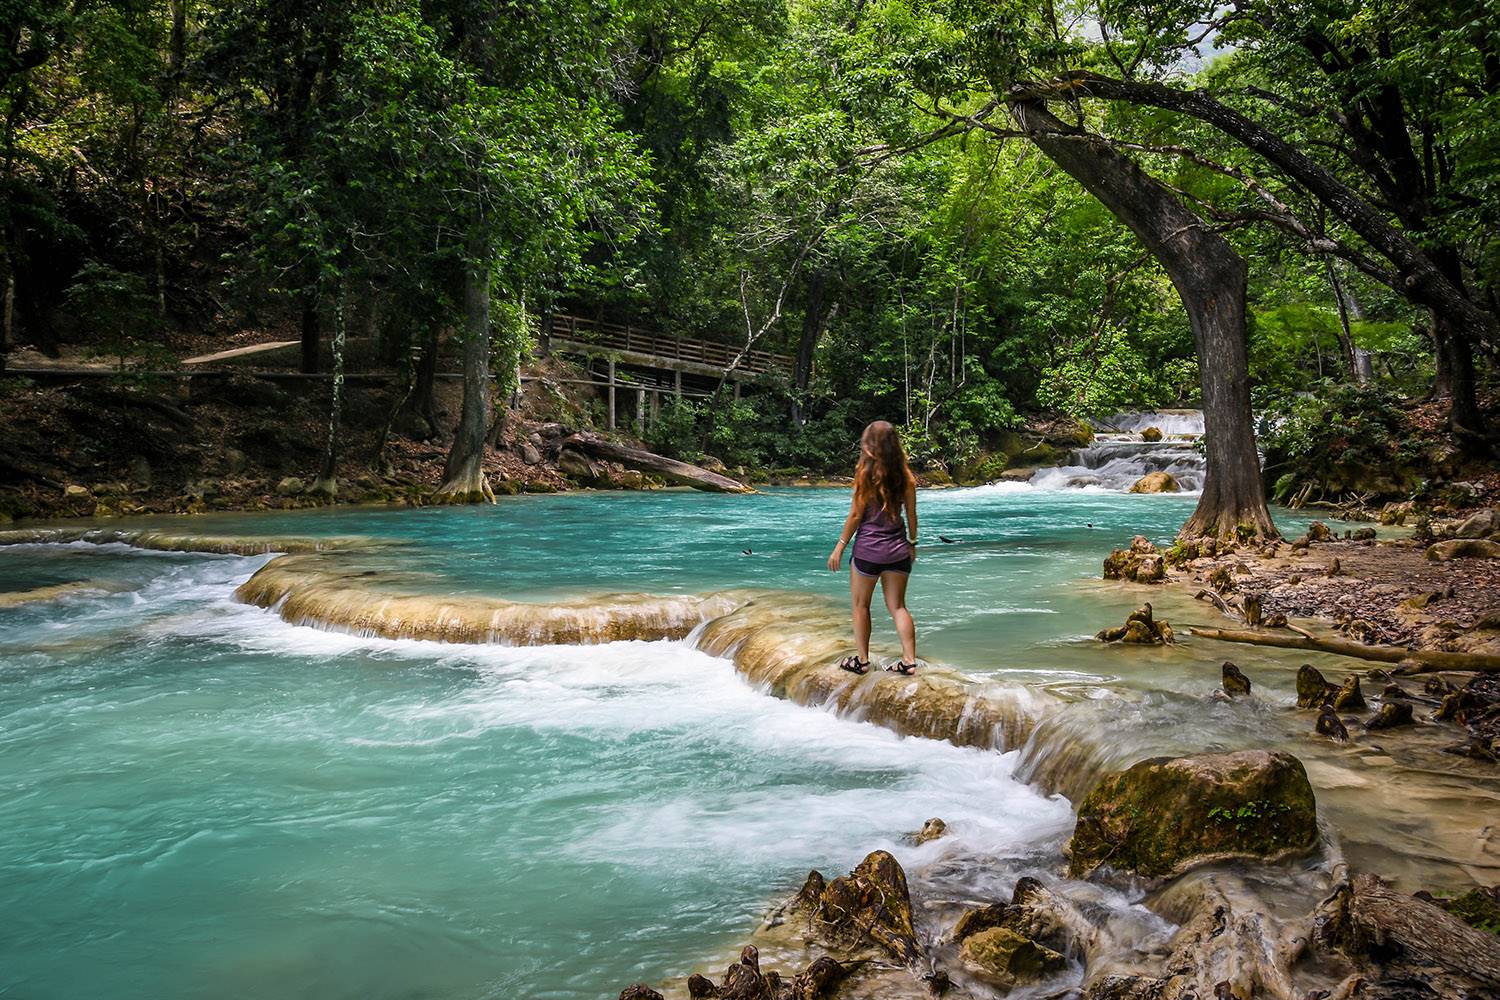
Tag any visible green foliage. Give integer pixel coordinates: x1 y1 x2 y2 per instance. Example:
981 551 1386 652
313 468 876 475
63 263 163 371
1260 382 1425 501
645 397 705 461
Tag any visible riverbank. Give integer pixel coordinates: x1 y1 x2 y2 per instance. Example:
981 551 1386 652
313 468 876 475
0 363 1103 520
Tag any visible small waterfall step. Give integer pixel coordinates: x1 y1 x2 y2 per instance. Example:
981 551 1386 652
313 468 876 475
1030 410 1206 493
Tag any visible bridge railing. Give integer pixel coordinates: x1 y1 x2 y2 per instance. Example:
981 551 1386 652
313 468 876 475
549 314 792 377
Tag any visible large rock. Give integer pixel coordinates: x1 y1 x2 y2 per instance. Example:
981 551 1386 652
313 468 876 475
1128 471 1180 494
275 476 305 496
1140 426 1163 442
1427 538 1500 561
960 927 1067 989
1451 508 1499 539
1067 750 1319 879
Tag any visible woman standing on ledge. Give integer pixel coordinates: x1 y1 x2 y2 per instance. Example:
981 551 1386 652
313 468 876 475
827 420 919 675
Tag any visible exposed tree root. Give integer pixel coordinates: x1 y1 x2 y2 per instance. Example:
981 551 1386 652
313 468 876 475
1188 626 1500 673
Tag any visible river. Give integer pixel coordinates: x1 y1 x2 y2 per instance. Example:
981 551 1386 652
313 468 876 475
2 475 1495 999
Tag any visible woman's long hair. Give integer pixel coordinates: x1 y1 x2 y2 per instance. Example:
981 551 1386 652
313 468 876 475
852 420 914 521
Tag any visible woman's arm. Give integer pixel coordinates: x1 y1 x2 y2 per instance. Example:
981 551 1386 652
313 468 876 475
905 482 919 560
827 497 863 571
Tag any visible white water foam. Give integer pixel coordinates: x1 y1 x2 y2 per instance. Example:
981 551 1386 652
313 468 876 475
136 562 1076 877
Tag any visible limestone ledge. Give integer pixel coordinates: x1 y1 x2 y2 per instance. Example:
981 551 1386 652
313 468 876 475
0 526 361 555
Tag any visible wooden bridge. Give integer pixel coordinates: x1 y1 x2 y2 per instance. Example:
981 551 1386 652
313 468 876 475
543 313 793 430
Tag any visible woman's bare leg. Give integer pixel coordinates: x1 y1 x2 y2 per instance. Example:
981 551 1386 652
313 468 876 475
880 571 917 664
849 568 878 661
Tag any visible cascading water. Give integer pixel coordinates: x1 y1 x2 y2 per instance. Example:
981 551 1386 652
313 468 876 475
2 491 1493 1000
1031 409 1207 492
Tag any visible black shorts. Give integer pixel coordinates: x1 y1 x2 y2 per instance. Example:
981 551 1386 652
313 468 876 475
852 556 912 577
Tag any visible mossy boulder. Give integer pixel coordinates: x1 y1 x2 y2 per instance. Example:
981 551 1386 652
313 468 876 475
1009 440 1068 468
960 927 1067 988
1427 538 1500 561
1141 426 1163 442
1048 419 1095 449
1067 750 1319 880
961 452 1010 485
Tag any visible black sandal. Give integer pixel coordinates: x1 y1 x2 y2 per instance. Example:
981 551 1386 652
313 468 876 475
838 655 871 675
885 660 918 675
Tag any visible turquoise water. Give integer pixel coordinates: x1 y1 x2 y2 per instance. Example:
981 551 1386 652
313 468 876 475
0 488 1383 1000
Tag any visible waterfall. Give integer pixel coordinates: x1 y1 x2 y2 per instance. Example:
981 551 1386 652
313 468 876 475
1030 409 1206 493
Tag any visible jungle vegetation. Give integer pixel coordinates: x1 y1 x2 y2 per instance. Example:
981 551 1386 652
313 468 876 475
2 1 1496 526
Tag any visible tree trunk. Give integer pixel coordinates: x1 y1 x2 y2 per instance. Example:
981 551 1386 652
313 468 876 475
402 327 440 438
168 0 187 76
1008 99 1278 542
1324 259 1360 381
311 278 346 499
1 248 12 375
1432 315 1454 399
792 271 827 425
563 433 754 493
299 287 320 374
432 249 495 504
1438 312 1488 452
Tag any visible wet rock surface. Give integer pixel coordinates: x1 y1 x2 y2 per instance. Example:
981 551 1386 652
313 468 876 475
1128 471 1180 494
1104 536 1169 584
1068 750 1320 880
1096 602 1175 645
794 850 921 965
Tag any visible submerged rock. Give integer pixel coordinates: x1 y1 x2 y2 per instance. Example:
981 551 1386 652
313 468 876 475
1067 750 1319 879
1220 661 1252 697
1363 701 1415 731
913 817 947 845
1128 471 1179 494
1316 704 1350 742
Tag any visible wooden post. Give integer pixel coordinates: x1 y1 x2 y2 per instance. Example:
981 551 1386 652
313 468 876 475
607 358 616 430
733 381 741 402
636 388 645 431
673 369 682 401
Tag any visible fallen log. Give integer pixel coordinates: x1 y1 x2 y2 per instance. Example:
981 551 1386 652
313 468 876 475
1320 873 1500 995
562 432 754 494
1188 626 1500 673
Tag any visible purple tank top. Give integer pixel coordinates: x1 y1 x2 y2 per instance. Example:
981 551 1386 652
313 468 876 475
852 502 911 563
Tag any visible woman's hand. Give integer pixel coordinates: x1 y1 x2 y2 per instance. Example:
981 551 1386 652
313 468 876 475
827 542 844 571
908 542 918 564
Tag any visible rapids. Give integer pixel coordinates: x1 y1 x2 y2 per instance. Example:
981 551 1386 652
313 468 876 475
1032 409 1208 492
2 486 1496 1000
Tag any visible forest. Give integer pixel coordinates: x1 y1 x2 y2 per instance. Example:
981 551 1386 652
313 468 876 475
2 0 1498 519
6 5 1500 1000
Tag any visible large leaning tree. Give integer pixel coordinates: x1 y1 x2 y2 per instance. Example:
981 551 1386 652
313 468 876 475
937 0 1500 452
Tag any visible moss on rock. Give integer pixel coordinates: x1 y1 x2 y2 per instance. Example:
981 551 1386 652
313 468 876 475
959 927 1067 988
1067 750 1319 880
